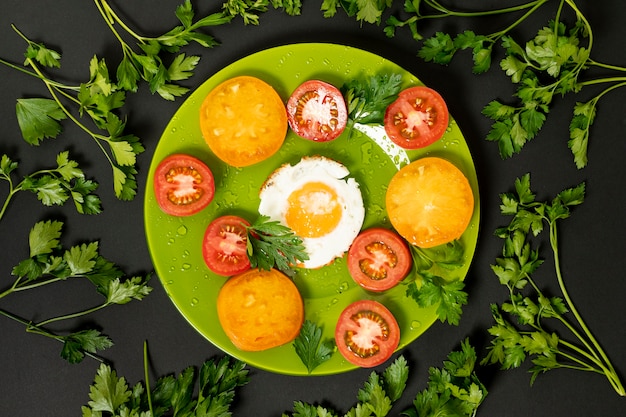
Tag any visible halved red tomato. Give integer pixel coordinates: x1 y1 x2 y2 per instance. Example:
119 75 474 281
202 215 251 276
286 80 348 142
335 299 400 368
154 154 215 216
383 86 449 149
347 228 412 292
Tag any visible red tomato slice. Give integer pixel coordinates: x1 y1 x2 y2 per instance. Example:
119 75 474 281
286 80 348 142
347 228 412 292
335 299 400 368
384 86 449 149
202 215 251 277
154 154 215 216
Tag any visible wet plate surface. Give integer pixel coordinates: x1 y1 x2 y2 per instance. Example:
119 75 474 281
144 43 480 376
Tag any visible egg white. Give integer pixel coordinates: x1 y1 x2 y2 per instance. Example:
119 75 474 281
258 155 365 269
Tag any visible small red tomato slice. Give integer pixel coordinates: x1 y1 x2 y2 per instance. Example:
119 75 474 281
384 86 449 149
286 80 348 142
347 228 412 292
202 215 251 277
335 300 400 368
154 154 215 216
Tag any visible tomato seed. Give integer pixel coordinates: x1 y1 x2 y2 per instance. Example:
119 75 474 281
295 90 341 133
359 241 398 280
343 310 390 358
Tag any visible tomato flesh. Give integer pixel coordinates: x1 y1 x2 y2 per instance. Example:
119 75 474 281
386 157 474 248
202 215 251 276
347 228 412 292
287 80 348 142
335 300 400 368
217 268 304 351
154 154 215 216
384 86 449 149
199 76 288 167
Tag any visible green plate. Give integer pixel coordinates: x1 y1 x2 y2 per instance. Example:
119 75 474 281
144 43 480 376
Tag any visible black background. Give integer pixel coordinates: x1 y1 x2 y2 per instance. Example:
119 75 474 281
1 1 625 415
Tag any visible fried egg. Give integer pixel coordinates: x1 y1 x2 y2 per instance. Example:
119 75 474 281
259 156 365 269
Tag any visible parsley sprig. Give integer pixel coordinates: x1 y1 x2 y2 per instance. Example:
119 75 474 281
222 0 303 25
95 0 232 100
342 72 403 125
0 220 152 363
82 349 249 417
283 355 409 417
0 26 143 200
245 215 309 273
0 151 102 221
481 174 625 396
403 338 487 417
406 241 469 326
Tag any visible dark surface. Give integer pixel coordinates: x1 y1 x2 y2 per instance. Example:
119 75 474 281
1 1 625 415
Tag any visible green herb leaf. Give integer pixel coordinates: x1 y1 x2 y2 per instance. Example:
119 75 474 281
28 219 63 257
406 272 467 326
61 329 114 364
406 338 486 417
293 320 334 373
246 215 309 273
85 363 132 413
342 72 403 125
15 98 67 144
65 242 99 275
284 356 408 417
24 41 61 68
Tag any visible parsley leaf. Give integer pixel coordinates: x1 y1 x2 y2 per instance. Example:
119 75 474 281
85 364 133 412
293 320 335 373
341 72 403 125
245 215 309 273
15 98 67 145
406 272 467 326
405 242 468 325
61 329 114 364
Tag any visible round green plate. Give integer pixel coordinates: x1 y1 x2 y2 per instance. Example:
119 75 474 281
144 43 480 376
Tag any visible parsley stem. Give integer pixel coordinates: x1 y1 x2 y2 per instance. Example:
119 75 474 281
6 276 65 294
587 60 626 72
143 341 154 416
0 308 104 362
423 0 548 18
35 302 109 327
24 56 120 174
0 178 18 223
95 0 145 44
549 220 625 395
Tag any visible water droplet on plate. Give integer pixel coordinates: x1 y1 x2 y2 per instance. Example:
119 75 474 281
410 320 421 330
337 281 349 293
190 297 199 307
181 263 191 271
177 225 187 236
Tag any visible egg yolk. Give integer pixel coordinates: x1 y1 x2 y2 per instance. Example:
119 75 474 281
285 181 342 238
